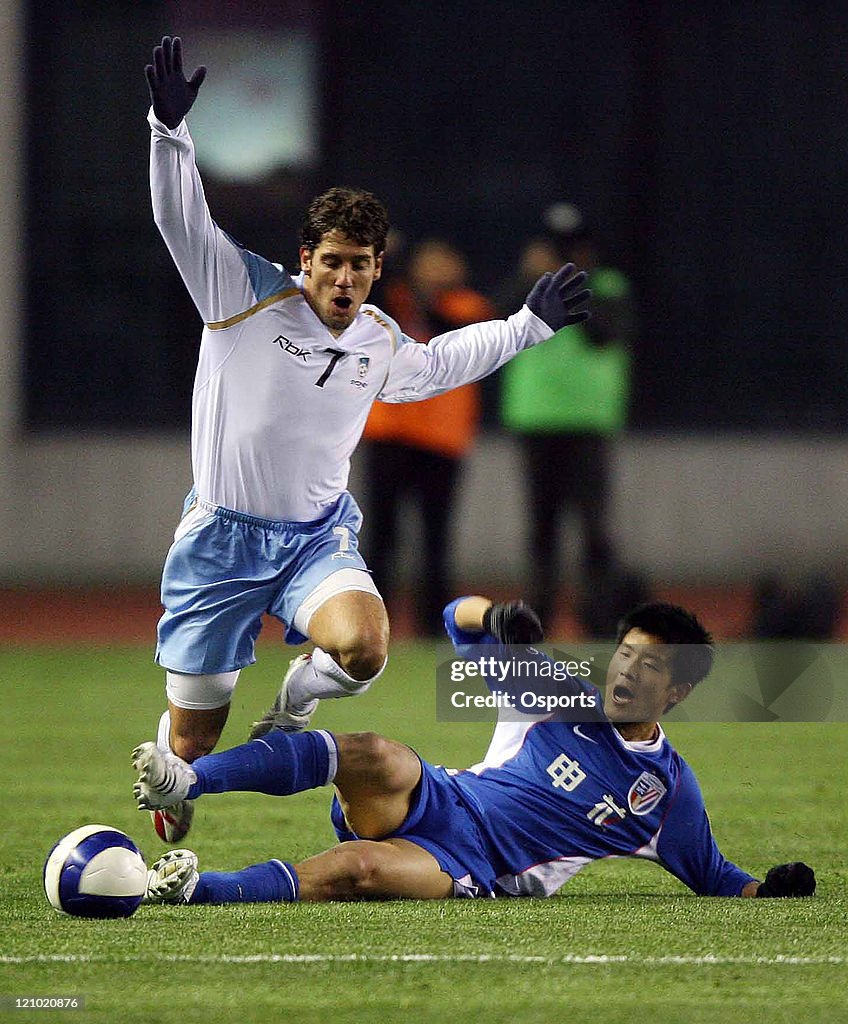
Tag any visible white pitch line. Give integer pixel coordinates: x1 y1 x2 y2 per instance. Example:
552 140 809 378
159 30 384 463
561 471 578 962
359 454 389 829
1 953 845 966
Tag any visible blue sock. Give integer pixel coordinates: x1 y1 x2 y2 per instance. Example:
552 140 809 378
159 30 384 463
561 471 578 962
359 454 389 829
187 729 337 799
189 860 299 905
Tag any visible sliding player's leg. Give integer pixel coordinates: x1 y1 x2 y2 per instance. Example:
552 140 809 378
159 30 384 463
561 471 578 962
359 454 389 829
296 838 453 900
141 733 441 905
145 837 452 905
331 732 422 838
133 731 419 839
133 728 339 810
141 738 489 906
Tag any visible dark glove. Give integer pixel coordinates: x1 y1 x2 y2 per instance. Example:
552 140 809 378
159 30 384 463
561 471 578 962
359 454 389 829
525 263 591 332
482 601 544 645
145 36 207 130
756 862 816 897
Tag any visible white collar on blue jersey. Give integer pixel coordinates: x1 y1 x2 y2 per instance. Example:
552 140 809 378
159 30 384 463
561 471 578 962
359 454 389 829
612 723 667 754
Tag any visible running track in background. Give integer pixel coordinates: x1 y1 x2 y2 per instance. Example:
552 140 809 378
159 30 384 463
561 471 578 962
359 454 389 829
0 585 782 643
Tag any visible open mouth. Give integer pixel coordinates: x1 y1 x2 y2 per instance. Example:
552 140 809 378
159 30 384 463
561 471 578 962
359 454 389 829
332 296 353 311
611 683 636 705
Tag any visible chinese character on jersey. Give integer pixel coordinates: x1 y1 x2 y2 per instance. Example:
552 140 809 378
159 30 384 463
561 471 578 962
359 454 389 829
587 794 627 827
546 753 586 792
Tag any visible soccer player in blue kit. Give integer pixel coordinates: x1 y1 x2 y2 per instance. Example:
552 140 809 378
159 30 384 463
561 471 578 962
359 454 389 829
133 596 816 904
142 38 591 843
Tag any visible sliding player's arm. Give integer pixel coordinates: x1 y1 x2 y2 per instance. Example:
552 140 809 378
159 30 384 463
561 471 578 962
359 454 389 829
655 763 815 897
378 266 590 403
453 597 544 644
447 596 543 646
146 36 281 324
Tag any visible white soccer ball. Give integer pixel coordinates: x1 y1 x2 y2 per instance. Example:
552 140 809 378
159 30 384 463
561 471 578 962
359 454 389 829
43 824 147 918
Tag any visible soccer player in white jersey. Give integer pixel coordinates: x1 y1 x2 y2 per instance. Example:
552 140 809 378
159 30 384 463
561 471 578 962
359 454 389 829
133 597 816 904
141 38 592 843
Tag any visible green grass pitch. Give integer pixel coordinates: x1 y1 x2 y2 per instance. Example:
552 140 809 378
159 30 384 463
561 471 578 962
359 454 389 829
1 640 846 1023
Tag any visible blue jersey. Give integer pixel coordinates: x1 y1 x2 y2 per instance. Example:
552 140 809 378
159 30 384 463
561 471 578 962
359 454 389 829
437 599 755 898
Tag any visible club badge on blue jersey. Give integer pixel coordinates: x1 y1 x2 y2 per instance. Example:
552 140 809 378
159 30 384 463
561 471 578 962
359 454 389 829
627 771 666 816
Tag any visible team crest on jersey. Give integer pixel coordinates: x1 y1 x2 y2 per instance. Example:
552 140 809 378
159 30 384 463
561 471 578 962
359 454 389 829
357 356 370 378
627 772 666 816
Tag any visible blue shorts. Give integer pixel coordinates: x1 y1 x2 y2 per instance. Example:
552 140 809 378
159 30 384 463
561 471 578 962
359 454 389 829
156 491 372 674
330 759 498 898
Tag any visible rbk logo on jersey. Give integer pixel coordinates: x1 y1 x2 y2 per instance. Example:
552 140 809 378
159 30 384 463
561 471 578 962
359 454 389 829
627 771 667 816
272 335 309 361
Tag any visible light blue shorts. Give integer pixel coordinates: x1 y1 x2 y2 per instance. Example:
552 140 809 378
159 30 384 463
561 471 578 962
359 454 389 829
156 491 377 674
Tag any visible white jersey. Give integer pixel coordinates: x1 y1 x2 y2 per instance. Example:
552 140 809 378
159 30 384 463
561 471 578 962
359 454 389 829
149 110 553 521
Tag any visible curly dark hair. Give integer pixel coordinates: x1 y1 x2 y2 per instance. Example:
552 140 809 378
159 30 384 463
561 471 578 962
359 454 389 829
616 602 714 688
300 187 390 254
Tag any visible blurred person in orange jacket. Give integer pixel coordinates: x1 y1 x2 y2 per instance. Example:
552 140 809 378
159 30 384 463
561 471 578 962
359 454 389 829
363 239 496 635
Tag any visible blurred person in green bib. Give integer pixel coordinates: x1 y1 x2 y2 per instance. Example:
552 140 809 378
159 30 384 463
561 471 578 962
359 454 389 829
499 204 636 635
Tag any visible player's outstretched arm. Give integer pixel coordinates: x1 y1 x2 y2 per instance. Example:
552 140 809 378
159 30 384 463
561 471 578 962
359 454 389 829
656 763 818 898
525 263 592 332
145 36 207 129
745 861 816 898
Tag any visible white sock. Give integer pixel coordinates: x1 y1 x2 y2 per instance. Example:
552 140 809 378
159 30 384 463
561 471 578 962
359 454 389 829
156 709 172 753
287 647 387 706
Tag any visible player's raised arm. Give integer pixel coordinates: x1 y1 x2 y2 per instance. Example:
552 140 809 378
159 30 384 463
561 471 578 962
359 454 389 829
145 36 207 130
377 265 591 403
146 37 260 324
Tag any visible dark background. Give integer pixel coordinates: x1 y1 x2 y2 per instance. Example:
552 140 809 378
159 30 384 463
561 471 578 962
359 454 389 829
24 1 848 432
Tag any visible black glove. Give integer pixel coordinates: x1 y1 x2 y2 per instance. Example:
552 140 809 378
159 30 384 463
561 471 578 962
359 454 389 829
756 862 816 897
145 36 207 130
482 601 544 645
525 263 591 332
